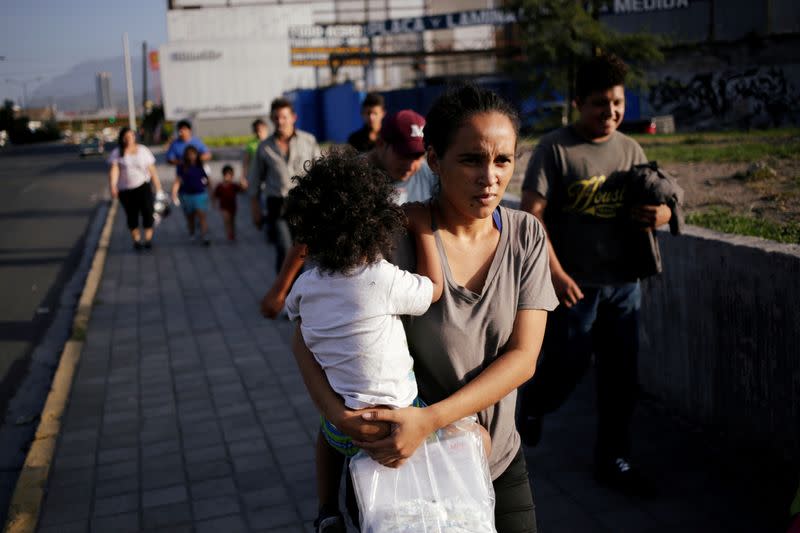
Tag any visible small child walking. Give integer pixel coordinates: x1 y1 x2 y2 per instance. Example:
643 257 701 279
213 164 247 241
284 147 490 532
171 145 210 245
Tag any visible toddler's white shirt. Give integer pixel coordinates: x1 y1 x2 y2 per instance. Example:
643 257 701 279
286 260 433 409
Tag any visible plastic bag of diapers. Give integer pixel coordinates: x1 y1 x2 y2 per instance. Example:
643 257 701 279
349 417 496 533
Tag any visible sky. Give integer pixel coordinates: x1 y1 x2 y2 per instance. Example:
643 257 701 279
0 0 168 105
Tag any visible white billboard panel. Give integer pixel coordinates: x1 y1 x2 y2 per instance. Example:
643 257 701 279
160 40 314 120
167 4 315 41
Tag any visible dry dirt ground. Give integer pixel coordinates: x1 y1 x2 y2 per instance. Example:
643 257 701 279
509 148 800 229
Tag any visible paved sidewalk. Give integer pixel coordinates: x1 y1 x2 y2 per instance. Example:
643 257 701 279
36 160 318 532
32 159 784 532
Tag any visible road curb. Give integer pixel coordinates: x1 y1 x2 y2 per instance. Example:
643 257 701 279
2 200 118 533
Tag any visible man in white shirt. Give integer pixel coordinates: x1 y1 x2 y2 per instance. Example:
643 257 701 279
249 98 321 272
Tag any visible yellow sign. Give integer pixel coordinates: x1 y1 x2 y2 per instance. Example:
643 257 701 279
291 58 370 67
291 46 370 55
290 46 370 68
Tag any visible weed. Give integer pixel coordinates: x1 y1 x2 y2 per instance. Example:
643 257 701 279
71 325 87 341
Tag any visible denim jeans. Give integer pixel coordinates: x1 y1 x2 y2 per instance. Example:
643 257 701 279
520 282 641 462
266 196 293 273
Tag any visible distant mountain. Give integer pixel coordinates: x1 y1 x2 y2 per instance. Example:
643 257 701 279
27 55 160 112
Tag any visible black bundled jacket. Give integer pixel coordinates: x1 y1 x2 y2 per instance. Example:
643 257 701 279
624 161 684 279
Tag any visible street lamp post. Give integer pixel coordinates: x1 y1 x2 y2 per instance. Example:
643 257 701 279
5 77 42 109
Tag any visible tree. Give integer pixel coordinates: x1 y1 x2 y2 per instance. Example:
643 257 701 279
0 100 15 133
508 0 665 115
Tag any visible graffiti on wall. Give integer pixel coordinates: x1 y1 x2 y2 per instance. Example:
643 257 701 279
649 67 799 129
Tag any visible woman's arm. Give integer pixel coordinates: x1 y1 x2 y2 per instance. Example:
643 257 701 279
148 164 163 193
108 162 120 198
291 324 392 441
404 202 443 303
356 308 548 467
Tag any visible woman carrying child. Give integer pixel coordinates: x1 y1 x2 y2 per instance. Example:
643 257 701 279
285 145 487 531
171 145 211 245
292 85 559 532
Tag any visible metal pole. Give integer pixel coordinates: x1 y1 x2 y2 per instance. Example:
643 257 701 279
142 41 148 110
364 0 370 89
123 32 137 130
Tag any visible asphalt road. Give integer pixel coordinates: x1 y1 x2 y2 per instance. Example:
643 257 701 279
0 142 108 414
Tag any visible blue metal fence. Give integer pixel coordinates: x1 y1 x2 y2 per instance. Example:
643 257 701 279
285 79 527 143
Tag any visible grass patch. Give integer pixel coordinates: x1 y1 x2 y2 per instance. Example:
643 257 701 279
523 128 799 164
632 127 800 163
642 141 799 164
204 135 252 148
687 207 800 244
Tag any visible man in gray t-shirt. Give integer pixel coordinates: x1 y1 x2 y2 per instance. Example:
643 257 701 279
518 54 671 497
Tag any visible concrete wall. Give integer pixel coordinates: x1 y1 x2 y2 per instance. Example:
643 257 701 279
643 35 800 129
640 226 800 465
502 192 799 466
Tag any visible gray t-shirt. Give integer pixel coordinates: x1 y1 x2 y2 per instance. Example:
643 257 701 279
522 126 647 286
248 129 321 198
392 206 559 480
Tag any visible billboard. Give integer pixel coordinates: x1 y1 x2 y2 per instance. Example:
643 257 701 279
167 3 314 42
161 4 317 120
159 39 313 120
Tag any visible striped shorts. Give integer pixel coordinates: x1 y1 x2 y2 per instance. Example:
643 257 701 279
321 398 426 457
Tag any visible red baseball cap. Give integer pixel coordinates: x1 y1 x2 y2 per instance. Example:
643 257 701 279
380 110 426 157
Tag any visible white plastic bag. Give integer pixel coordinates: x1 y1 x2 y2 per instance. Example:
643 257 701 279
350 417 496 533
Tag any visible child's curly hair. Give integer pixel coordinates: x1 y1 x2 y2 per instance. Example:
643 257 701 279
285 146 405 274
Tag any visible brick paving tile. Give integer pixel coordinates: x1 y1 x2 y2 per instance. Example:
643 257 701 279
90 511 140 533
92 491 139 517
191 494 242 521
195 513 248 533
141 501 193 530
142 484 188 509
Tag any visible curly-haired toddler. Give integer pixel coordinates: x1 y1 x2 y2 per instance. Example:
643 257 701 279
284 146 446 531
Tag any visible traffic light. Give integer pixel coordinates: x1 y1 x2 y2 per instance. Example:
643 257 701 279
109 116 116 124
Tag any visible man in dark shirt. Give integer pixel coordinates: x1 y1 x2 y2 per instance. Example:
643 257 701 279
347 92 386 153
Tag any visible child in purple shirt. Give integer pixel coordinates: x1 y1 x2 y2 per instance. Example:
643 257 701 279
171 145 211 245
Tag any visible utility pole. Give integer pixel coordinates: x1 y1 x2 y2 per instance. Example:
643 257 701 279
123 32 137 130
142 41 148 111
365 0 372 90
